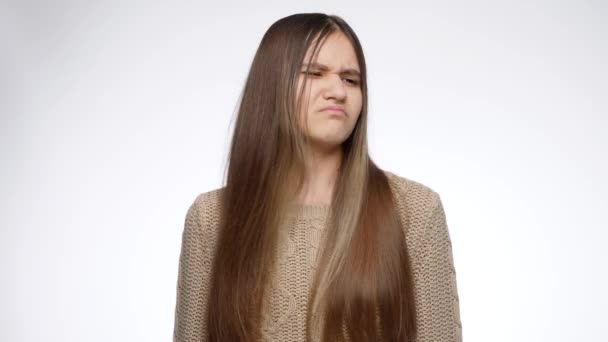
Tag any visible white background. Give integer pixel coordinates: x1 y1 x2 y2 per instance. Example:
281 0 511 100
2 0 607 341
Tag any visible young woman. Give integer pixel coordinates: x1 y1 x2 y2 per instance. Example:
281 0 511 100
173 13 462 342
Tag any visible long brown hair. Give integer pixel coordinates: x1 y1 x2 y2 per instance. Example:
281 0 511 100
207 13 417 341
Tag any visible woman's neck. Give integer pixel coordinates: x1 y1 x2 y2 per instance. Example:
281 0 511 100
296 147 342 206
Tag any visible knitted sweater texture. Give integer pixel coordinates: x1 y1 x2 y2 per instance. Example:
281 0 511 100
173 171 462 341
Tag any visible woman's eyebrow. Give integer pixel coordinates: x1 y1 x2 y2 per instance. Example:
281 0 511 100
302 62 360 77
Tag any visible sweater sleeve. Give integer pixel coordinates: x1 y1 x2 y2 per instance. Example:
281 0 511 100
173 197 209 342
413 193 463 342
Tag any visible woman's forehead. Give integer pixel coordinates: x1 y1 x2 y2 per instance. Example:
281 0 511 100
303 31 341 60
302 32 359 71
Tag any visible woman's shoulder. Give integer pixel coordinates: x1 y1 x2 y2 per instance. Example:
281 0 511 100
383 169 441 210
186 172 442 230
382 170 445 240
190 187 225 210
184 187 225 236
382 170 446 262
189 173 442 215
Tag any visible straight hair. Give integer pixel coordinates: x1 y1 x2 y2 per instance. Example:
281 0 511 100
207 13 417 341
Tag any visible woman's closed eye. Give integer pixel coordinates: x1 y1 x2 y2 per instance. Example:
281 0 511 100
302 71 359 85
302 71 323 76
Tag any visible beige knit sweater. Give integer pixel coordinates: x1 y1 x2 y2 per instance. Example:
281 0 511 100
173 171 462 341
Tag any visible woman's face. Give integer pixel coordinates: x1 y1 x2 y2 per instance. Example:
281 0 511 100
296 31 363 152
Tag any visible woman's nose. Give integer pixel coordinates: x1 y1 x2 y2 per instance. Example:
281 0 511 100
323 74 347 100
